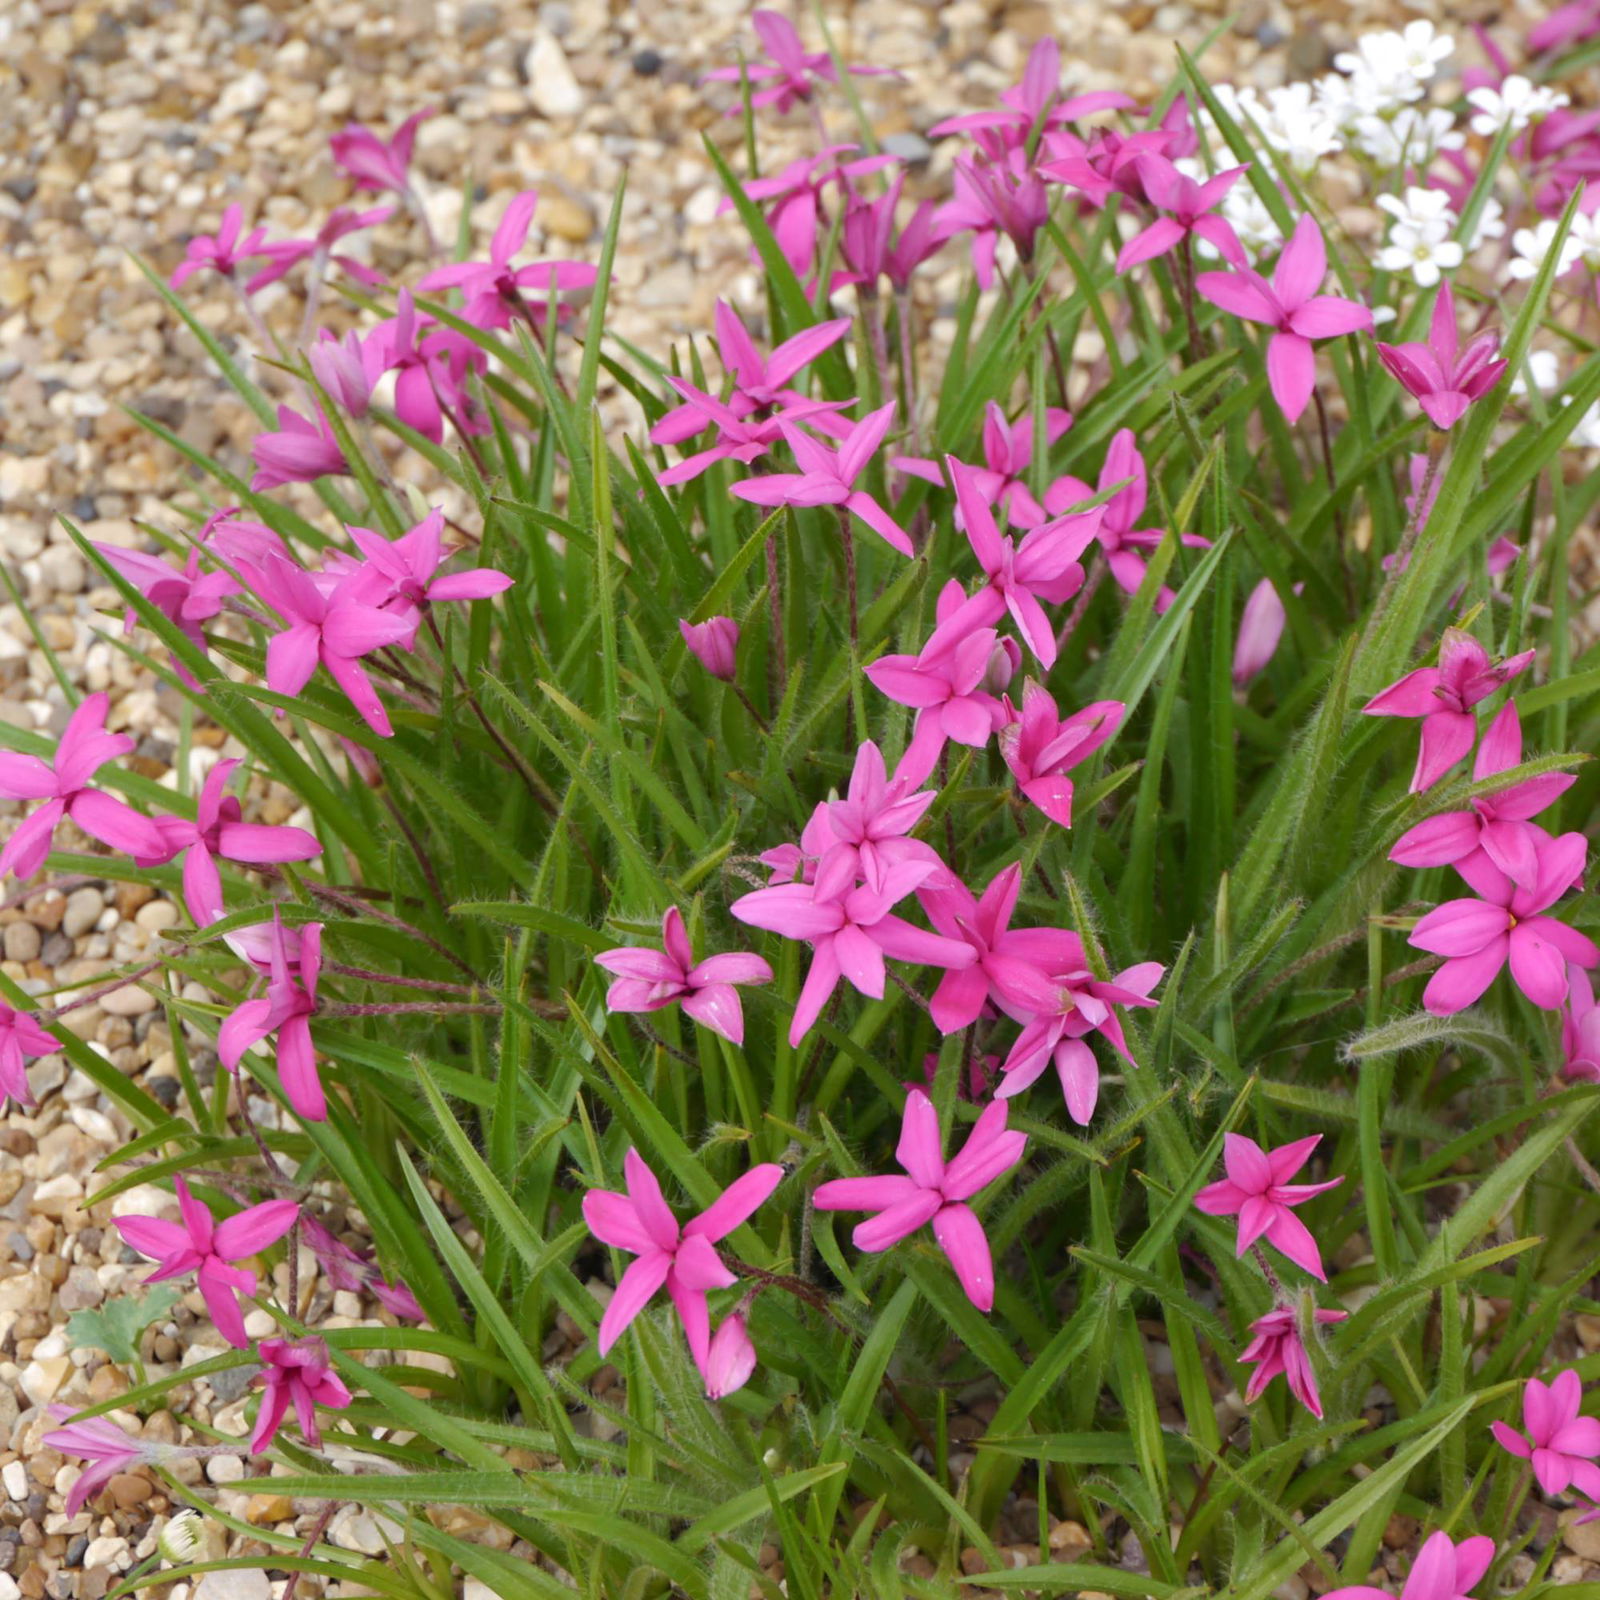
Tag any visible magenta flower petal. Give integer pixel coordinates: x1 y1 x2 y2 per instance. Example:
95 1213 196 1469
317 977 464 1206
932 1202 998 1310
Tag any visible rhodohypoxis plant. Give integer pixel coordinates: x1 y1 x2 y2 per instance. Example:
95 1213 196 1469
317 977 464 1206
218 913 328 1120
813 1091 1027 1310
1490 1371 1600 1499
250 1336 352 1453
702 8 899 114
1238 1303 1348 1419
1375 279 1508 428
1323 1532 1496 1600
115 1176 297 1348
1194 1134 1343 1280
583 1150 782 1389
0 1003 55 1108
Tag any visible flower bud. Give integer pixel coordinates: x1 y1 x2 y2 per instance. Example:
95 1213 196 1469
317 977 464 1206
679 617 739 682
703 1313 757 1400
983 635 1021 696
1232 578 1287 687
159 1508 206 1566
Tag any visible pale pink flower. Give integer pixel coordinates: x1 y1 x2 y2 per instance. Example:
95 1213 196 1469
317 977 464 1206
703 1313 758 1400
330 110 432 195
250 405 349 491
1233 578 1288 685
1563 967 1600 1083
42 1410 197 1517
1323 1530 1496 1600
171 204 270 289
1193 1133 1342 1280
1491 1371 1600 1498
702 9 900 115
813 1090 1027 1311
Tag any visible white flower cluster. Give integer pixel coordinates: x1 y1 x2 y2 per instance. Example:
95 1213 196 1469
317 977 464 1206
1466 75 1570 136
1374 188 1463 286
1319 22 1464 169
1508 210 1600 281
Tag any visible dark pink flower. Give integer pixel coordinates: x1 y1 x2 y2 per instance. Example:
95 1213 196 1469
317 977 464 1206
1389 702 1574 888
0 1004 55 1109
837 173 943 293
171 204 270 289
138 757 321 927
866 580 1016 786
1116 153 1248 271
250 405 349 491
732 147 894 279
416 190 597 330
894 402 1074 530
308 328 384 420
251 1335 352 1453
1193 1133 1342 1280
1238 1303 1347 1418
246 204 393 294
731 855 975 1045
680 616 740 680
0 691 166 878
218 912 328 1122
1409 825 1596 1014
594 906 771 1046
330 110 432 195
813 1090 1026 1311
1491 1371 1600 1498
1375 281 1507 430
930 39 1138 161
730 404 913 556
998 682 1125 828
1323 1530 1496 1600
115 1174 297 1348
1363 628 1534 793
95 542 239 687
702 9 900 115
300 1213 424 1321
1196 214 1372 422
918 458 1103 669
935 152 1052 287
583 1150 782 1374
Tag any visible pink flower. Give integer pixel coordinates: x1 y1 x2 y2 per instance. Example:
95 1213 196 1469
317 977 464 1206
308 328 384 420
702 9 900 115
730 404 913 557
42 1410 194 1517
300 1212 424 1321
813 1090 1026 1311
731 856 976 1046
930 39 1138 160
138 757 321 927
733 148 894 280
679 617 740 681
1048 428 1209 610
330 110 432 195
1238 1303 1347 1418
1193 1133 1342 1280
865 580 1017 786
837 173 944 293
1491 1371 1600 1498
998 682 1125 828
334 507 513 634
653 378 843 485
1363 628 1535 793
1563 967 1600 1082
246 204 393 294
0 1003 55 1109
1324 1531 1496 1600
1532 0 1600 55
1116 153 1248 271
594 906 772 1046
250 405 349 491
251 1335 352 1453
1196 214 1372 422
1409 825 1597 1014
95 542 239 687
936 152 1052 286
1389 702 1574 888
1375 281 1507 430
115 1174 298 1348
416 190 597 331
0 691 166 878
918 458 1103 669
703 1312 757 1400
583 1151 782 1373
171 204 270 289
246 552 414 738
798 740 944 893
1233 578 1289 685
218 912 328 1122
995 956 1163 1124
893 403 1074 530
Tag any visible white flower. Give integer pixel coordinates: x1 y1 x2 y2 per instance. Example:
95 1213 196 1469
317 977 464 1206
1372 304 1399 325
1253 82 1344 173
1510 348 1561 397
1351 106 1464 168
1374 188 1463 285
1466 75 1570 136
159 1510 207 1566
1562 395 1600 449
1332 23 1451 110
1569 209 1600 272
1508 216 1584 280
1464 195 1506 251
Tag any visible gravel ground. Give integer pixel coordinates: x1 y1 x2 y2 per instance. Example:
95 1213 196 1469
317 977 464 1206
0 0 1569 1595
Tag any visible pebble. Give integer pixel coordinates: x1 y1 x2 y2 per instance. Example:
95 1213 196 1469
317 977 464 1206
524 32 585 117
1 925 39 965
61 890 104 941
98 985 156 1017
196 1571 269 1600
1 1464 26 1504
